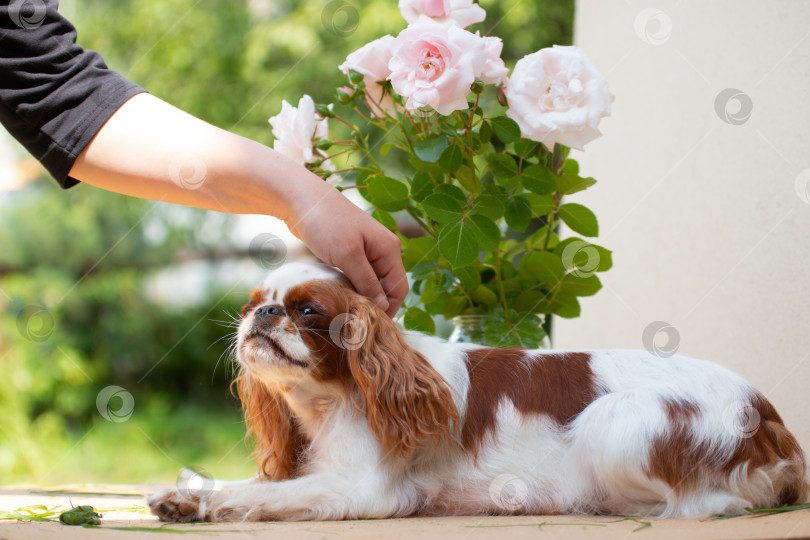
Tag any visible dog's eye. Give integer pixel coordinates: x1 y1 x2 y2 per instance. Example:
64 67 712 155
300 306 319 316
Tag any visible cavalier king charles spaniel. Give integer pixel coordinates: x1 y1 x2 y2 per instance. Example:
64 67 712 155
149 262 806 521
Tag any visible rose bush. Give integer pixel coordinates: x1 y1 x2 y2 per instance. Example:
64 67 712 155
267 4 612 347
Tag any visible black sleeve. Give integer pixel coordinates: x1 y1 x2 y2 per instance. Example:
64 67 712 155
0 0 147 188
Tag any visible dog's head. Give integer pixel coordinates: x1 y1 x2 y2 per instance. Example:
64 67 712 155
234 262 457 479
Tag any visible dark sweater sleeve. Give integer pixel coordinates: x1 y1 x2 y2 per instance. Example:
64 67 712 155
0 0 146 188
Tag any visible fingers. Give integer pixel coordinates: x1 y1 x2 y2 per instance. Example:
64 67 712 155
370 236 409 318
291 187 408 317
337 252 390 314
381 270 408 318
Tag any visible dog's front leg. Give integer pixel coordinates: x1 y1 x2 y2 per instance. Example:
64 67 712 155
151 471 407 522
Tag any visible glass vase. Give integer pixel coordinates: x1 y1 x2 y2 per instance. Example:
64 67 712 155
449 314 490 345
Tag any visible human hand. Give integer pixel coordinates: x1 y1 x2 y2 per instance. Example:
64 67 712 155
286 184 408 318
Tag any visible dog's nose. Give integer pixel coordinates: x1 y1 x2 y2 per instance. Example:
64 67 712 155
254 304 285 318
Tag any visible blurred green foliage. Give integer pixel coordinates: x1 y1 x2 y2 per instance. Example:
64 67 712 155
0 0 573 484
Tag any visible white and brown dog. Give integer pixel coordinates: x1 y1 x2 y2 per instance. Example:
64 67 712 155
149 262 806 521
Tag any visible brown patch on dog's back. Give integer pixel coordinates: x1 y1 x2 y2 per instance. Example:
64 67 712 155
462 349 599 456
646 399 706 494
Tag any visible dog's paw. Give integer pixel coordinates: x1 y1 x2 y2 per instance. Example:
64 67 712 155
147 488 202 522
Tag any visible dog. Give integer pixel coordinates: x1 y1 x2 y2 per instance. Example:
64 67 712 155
148 262 806 521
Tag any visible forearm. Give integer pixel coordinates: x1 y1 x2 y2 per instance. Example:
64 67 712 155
68 93 332 222
70 92 408 315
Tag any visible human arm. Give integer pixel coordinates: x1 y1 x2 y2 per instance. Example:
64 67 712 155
69 93 408 316
0 0 407 314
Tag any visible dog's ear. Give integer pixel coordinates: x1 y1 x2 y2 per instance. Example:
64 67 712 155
343 295 459 457
234 370 306 480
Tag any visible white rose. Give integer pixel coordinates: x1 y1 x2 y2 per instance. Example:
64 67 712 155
478 34 508 86
268 95 328 166
339 35 398 118
399 0 486 28
505 45 613 151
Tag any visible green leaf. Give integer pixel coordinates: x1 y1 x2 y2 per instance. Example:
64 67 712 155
422 193 465 224
354 170 374 202
413 136 449 163
500 276 521 293
472 194 505 220
432 268 455 289
592 245 613 271
435 183 467 203
554 238 612 273
403 307 436 334
372 209 397 233
486 153 518 179
483 183 508 198
562 158 579 176
59 506 101 526
490 116 521 144
513 138 539 159
455 265 481 291
519 251 565 285
481 308 546 348
424 294 453 316
409 155 443 174
469 214 500 251
367 176 410 212
522 194 556 217
551 292 581 318
0 505 60 522
403 236 438 271
471 284 498 307
521 164 556 195
744 503 810 515
478 120 492 143
482 316 514 347
380 142 395 156
442 296 468 319
528 226 560 251
411 260 438 280
513 289 548 313
455 164 481 194
410 172 434 202
438 220 479 268
555 174 597 195
559 203 599 237
504 196 532 232
559 274 602 297
438 144 463 173
513 313 548 347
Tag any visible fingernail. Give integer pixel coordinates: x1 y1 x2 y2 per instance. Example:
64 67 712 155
373 294 389 311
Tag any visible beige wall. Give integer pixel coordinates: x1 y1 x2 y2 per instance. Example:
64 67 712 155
557 1 810 453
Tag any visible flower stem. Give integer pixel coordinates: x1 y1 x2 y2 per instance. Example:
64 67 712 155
322 148 354 161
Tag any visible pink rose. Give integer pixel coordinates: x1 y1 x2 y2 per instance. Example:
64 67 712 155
388 18 495 115
505 45 613 150
399 0 486 28
339 35 398 118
